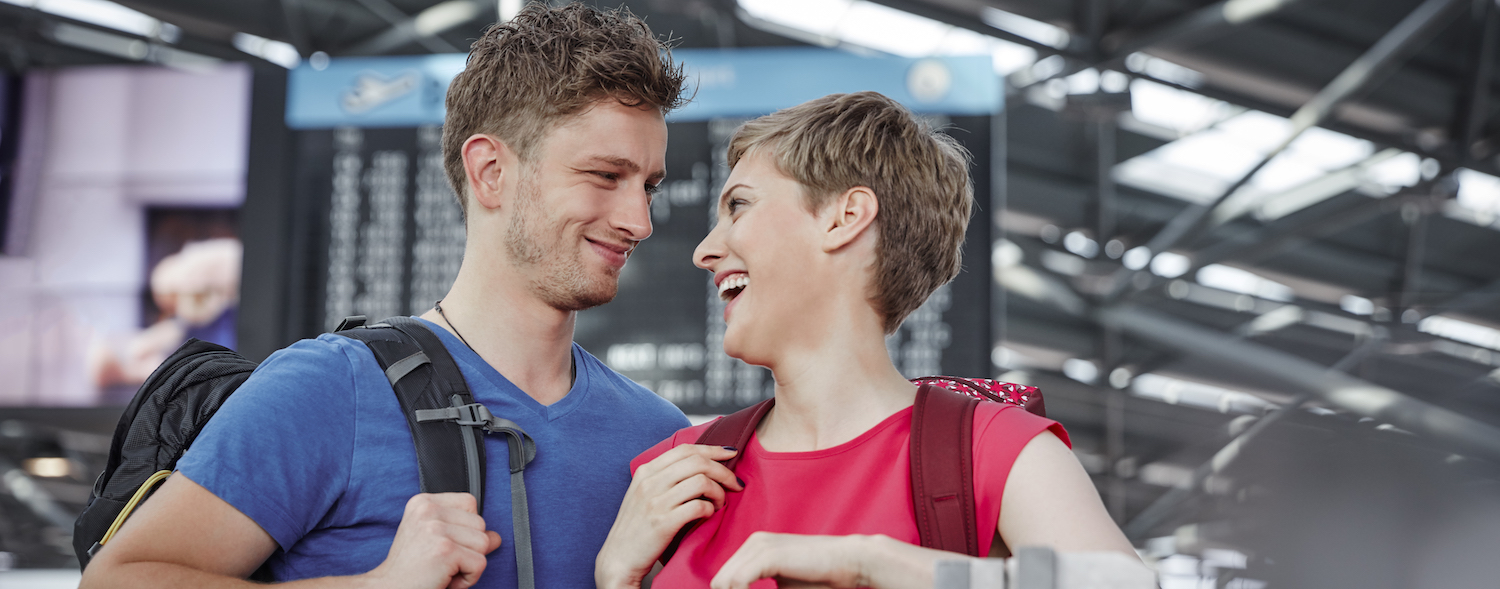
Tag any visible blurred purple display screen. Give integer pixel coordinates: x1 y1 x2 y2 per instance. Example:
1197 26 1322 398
1 63 252 406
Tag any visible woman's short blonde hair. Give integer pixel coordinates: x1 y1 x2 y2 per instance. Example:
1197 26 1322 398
727 91 975 334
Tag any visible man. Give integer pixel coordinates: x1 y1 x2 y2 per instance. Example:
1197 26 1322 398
79 4 704 588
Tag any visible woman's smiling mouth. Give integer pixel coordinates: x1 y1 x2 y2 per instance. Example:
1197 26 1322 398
717 273 748 302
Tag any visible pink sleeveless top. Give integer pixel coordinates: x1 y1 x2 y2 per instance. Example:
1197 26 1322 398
630 402 1069 587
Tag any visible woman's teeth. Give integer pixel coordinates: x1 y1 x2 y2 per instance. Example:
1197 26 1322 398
718 274 749 301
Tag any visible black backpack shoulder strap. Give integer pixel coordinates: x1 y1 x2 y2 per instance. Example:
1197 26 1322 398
910 384 982 556
338 316 486 502
337 316 538 589
658 398 775 565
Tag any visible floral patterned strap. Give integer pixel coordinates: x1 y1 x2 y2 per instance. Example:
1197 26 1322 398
909 376 1046 418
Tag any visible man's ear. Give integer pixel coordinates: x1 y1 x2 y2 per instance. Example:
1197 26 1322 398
823 186 879 253
462 134 518 211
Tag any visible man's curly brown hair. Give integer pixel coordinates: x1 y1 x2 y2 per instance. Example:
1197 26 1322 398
442 2 688 217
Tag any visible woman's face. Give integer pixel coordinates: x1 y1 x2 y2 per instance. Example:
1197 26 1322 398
694 150 830 366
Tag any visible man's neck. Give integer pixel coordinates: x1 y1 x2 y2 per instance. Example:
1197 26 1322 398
420 269 577 406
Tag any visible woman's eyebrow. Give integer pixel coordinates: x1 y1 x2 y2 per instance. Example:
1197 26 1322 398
719 183 749 209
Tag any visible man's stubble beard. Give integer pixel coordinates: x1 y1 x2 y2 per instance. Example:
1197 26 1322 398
503 171 620 311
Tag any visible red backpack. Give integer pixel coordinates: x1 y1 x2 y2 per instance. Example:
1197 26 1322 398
660 376 1044 562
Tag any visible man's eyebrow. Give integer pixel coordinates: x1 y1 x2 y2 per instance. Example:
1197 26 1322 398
584 155 666 182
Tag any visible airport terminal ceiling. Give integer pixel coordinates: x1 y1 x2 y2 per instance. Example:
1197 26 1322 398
3 0 1500 581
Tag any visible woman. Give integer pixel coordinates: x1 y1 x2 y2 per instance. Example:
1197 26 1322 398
596 92 1135 589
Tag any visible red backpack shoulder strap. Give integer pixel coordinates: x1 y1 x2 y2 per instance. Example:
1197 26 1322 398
910 384 982 556
692 398 774 471
658 398 775 564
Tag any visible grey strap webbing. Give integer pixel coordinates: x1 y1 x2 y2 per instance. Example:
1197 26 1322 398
414 401 537 589
341 317 537 589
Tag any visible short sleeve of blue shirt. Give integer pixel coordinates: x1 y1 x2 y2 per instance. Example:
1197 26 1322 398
177 322 690 587
178 336 361 550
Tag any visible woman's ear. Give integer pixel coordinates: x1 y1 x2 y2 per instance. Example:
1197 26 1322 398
823 186 879 253
463 134 519 211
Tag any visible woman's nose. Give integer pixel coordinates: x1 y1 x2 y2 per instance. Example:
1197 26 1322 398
694 225 725 271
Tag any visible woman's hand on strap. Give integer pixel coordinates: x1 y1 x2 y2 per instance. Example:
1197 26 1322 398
595 444 744 589
710 532 960 589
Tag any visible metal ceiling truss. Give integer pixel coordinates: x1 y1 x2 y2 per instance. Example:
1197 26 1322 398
1103 0 1468 303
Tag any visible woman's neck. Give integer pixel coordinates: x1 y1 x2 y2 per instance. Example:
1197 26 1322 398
755 315 918 452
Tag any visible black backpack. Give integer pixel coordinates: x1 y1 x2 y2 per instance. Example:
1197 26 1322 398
73 316 540 589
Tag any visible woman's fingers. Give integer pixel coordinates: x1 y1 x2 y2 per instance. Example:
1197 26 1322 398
710 533 866 589
660 473 729 512
596 444 744 589
638 445 743 494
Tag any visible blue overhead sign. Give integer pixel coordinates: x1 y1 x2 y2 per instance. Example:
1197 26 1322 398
285 47 1001 129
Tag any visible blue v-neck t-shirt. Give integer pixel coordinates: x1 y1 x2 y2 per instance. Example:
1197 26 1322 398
177 318 689 587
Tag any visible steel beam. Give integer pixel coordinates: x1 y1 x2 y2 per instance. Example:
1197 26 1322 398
279 0 310 57
1436 276 1500 314
1104 0 1466 301
1452 0 1499 158
345 0 466 55
1393 204 1431 317
1015 0 1306 90
1097 304 1500 462
1183 180 1446 281
1121 330 1388 538
1103 0 1302 59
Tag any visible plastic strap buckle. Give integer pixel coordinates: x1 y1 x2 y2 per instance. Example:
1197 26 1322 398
414 403 497 428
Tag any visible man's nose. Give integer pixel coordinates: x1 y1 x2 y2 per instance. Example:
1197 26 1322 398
612 187 653 241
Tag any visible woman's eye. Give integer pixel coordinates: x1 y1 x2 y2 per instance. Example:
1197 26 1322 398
727 198 748 214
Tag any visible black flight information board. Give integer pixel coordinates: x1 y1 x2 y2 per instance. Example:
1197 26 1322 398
289 117 991 416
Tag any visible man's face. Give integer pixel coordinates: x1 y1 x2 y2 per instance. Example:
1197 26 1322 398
503 99 667 311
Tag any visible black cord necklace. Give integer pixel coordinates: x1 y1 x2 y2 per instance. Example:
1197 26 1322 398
433 300 476 352
433 300 576 384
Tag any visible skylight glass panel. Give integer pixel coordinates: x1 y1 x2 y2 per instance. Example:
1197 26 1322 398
1124 52 1204 87
1119 96 1391 211
740 0 852 37
1197 264 1295 301
738 0 1038 74
987 41 1038 75
1129 79 1234 137
1132 373 1276 414
1418 315 1500 352
1457 168 1500 217
835 1 950 56
1362 151 1422 192
1153 131 1265 182
8 0 167 38
1113 156 1225 203
1286 127 1374 170
979 7 1070 49
1250 155 1326 193
1215 110 1292 152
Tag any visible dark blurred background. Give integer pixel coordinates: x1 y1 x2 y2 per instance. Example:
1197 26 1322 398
3 0 1500 586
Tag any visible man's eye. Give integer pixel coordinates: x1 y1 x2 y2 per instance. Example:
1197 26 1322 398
592 171 619 181
645 183 662 195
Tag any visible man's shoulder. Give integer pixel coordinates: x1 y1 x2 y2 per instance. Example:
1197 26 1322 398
238 333 383 396
574 344 688 425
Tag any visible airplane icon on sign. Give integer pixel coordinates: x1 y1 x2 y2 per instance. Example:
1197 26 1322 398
342 70 421 114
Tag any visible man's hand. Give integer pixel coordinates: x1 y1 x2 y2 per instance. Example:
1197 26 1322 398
595 444 743 589
82 475 505 589
365 493 503 589
711 533 954 589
